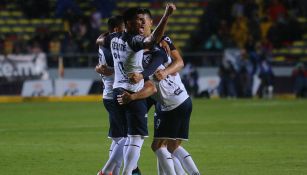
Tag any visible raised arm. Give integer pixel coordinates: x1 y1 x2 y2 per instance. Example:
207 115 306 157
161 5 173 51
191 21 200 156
143 3 176 48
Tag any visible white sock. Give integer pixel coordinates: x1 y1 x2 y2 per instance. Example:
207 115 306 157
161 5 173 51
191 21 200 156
173 146 200 175
122 136 144 175
157 159 165 175
123 137 130 157
113 163 121 175
173 155 187 175
101 138 126 174
155 147 176 175
110 138 122 157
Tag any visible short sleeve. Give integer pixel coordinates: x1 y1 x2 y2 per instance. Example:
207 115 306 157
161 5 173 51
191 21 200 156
162 36 176 51
128 35 146 52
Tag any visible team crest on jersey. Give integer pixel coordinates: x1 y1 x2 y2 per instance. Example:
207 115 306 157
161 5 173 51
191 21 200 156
142 54 152 68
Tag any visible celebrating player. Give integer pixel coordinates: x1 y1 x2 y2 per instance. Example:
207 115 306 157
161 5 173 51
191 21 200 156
99 3 176 175
118 9 200 175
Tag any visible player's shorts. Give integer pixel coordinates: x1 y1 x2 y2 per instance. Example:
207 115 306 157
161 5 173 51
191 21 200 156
103 98 127 138
154 97 192 140
113 88 148 137
146 97 156 112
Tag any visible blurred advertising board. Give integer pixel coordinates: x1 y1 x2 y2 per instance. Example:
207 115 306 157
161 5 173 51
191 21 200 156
54 79 93 96
21 80 53 97
0 53 49 81
21 79 93 97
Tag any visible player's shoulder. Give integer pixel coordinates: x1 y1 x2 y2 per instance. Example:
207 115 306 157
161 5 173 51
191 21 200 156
108 32 124 40
162 35 173 44
161 35 176 51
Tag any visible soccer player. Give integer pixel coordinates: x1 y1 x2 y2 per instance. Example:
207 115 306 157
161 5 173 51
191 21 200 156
100 4 176 175
119 13 200 175
96 16 130 175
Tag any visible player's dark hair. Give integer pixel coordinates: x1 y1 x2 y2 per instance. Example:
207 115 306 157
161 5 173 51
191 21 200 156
142 8 152 19
107 15 124 31
123 7 151 24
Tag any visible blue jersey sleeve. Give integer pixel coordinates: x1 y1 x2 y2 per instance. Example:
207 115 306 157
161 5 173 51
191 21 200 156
162 36 176 51
141 49 166 78
128 34 146 52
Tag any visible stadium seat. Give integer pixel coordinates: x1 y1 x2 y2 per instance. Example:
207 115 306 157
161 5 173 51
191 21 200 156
297 17 307 23
293 41 305 47
31 19 41 25
18 19 30 25
10 11 22 17
24 27 35 33
0 11 10 18
0 27 11 33
274 56 285 62
289 48 304 55
100 25 108 32
6 19 17 25
12 27 23 33
54 19 62 24
43 19 53 24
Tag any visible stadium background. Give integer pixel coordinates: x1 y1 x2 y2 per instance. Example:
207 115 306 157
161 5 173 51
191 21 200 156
0 0 306 98
1 1 307 175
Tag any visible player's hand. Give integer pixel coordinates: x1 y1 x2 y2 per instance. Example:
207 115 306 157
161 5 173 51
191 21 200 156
128 72 144 84
159 40 171 55
155 69 168 81
164 3 176 17
117 91 134 105
95 64 113 76
96 34 104 45
96 32 108 45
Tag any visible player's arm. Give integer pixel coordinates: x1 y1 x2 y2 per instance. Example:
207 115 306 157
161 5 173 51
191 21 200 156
96 32 109 45
95 43 114 76
95 64 114 76
129 50 166 84
155 50 184 80
117 80 157 105
143 3 176 48
155 37 184 81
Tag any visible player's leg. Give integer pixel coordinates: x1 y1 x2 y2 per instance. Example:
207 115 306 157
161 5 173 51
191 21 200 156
122 136 144 175
169 143 200 175
173 154 186 175
151 139 176 175
110 137 124 175
153 106 178 175
122 98 148 175
98 95 127 175
168 97 200 175
101 137 126 175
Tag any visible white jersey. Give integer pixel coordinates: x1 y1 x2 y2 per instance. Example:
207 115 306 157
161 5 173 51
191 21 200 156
107 32 145 92
98 46 114 100
150 57 189 111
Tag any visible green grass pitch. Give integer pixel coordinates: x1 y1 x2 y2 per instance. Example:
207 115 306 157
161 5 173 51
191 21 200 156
1 99 307 175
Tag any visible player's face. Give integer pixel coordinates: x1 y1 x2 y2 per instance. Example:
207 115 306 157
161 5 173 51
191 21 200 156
143 14 153 37
135 14 146 34
113 23 125 33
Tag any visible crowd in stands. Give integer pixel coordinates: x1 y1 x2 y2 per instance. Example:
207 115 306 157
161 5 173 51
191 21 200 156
0 0 306 97
0 0 117 67
196 0 304 52
187 0 305 98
